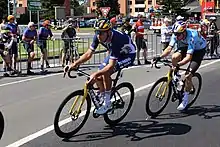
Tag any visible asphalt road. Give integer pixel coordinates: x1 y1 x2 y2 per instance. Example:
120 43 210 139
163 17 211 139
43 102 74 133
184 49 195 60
0 59 220 147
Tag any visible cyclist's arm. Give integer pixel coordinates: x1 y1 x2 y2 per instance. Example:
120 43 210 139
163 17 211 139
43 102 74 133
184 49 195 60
94 45 119 77
177 39 194 66
95 58 116 77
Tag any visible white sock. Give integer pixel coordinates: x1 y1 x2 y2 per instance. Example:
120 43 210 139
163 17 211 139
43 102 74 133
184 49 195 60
183 92 189 100
104 91 111 105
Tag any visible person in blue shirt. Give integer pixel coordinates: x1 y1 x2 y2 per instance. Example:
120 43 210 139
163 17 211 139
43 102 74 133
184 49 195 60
22 22 37 75
153 21 207 111
37 20 54 72
6 15 20 73
64 18 136 114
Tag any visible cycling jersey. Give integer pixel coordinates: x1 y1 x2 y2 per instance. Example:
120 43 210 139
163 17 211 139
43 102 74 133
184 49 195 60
38 27 53 40
169 28 207 54
90 29 136 60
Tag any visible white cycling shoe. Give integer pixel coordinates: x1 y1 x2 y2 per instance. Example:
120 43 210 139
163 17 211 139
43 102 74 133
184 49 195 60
96 103 112 115
177 93 189 111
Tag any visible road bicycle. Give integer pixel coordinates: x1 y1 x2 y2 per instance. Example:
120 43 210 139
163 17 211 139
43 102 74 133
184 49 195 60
54 66 135 138
60 37 80 65
145 60 202 118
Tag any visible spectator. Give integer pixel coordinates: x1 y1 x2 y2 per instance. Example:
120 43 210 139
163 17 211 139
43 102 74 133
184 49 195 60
61 18 77 67
121 17 133 37
110 17 117 30
6 15 19 74
37 20 54 73
160 17 172 51
22 22 37 75
133 14 151 65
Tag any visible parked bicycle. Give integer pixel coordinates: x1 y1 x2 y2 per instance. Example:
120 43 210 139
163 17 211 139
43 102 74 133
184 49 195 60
54 66 135 138
145 60 202 118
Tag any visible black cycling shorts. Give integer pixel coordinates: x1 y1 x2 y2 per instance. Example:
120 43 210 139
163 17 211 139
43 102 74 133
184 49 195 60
175 47 206 74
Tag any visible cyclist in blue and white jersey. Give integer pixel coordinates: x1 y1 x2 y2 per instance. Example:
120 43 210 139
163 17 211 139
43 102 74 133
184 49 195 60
153 21 207 111
64 18 136 114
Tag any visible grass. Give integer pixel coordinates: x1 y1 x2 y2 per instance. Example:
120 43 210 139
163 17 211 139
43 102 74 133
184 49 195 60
51 27 94 33
0 38 106 62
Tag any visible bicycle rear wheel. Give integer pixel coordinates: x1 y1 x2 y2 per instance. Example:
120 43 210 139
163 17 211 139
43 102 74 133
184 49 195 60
54 90 91 138
104 82 134 126
145 77 172 118
185 72 202 109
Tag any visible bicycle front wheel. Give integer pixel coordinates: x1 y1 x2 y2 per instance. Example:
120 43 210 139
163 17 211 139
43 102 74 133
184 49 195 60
186 72 202 109
145 77 172 118
54 90 91 138
104 82 134 126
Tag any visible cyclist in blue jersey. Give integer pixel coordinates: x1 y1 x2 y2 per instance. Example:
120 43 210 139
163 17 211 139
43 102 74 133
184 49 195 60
64 18 136 114
153 21 206 110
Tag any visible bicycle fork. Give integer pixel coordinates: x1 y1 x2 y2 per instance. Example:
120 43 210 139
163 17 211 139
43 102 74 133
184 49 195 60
69 85 88 119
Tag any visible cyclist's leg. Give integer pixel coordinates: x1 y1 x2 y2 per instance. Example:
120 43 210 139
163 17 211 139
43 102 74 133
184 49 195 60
96 54 136 114
177 49 205 110
185 49 206 92
96 55 111 93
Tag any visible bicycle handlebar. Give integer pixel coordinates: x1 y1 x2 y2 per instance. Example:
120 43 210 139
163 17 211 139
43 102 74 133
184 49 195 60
63 65 90 80
151 59 172 69
151 59 188 72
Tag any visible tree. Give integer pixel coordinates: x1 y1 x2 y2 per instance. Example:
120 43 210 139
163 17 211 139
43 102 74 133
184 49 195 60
0 0 8 20
71 0 85 16
157 0 189 14
95 0 120 18
40 0 64 20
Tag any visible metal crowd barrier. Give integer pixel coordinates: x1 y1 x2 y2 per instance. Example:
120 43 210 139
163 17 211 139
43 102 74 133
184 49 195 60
0 33 166 73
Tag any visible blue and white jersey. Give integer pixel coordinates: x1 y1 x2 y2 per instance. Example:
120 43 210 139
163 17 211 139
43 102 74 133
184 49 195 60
169 28 207 54
90 29 136 60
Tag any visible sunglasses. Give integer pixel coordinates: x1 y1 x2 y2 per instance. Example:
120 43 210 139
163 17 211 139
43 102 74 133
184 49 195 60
174 32 183 37
95 30 106 35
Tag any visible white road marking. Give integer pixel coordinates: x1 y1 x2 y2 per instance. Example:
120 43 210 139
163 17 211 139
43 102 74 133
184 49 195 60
5 59 220 147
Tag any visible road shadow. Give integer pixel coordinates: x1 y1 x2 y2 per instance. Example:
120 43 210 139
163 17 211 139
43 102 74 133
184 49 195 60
63 120 191 142
155 105 220 120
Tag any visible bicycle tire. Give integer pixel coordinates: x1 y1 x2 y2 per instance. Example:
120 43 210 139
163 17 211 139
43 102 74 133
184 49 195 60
185 72 202 109
104 82 134 126
54 90 91 138
145 77 172 118
0 111 4 139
